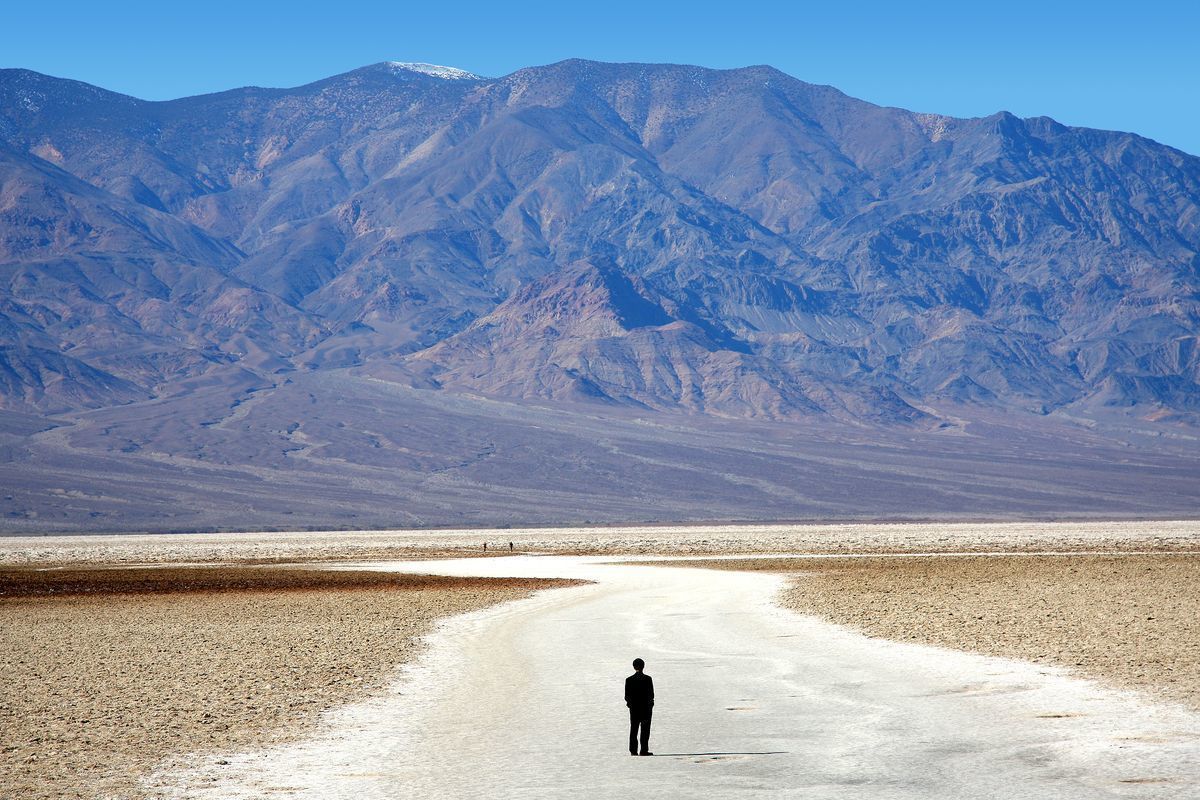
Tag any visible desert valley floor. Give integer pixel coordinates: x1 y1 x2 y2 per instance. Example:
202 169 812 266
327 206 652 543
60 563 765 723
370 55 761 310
2 521 1199 799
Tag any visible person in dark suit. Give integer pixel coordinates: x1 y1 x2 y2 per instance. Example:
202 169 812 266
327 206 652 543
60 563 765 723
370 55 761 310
625 658 654 755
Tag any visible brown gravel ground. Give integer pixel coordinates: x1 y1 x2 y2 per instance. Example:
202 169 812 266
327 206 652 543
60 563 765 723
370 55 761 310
0 567 574 800
686 553 1200 709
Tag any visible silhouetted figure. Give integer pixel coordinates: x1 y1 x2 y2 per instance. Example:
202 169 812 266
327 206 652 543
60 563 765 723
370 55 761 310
509 541 514 552
482 542 487 552
625 657 654 755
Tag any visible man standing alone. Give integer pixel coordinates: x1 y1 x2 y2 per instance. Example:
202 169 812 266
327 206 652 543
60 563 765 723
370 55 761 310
625 658 654 756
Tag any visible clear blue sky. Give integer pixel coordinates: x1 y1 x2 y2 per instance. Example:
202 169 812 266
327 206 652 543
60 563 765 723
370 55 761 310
4 0 1198 155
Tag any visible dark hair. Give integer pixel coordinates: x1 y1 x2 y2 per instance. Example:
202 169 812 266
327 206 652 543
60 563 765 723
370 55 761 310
632 658 645 670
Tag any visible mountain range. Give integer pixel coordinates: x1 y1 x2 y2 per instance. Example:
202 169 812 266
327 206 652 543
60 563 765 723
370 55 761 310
1 59 1198 532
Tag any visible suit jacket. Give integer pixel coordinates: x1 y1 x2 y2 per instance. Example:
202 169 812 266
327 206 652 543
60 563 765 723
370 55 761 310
625 672 654 713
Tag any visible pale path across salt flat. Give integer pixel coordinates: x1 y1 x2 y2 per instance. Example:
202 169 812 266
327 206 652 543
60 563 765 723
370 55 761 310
152 556 1200 799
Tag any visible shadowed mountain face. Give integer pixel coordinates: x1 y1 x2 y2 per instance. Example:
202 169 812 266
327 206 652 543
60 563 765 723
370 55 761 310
2 60 1200 531
2 59 1198 424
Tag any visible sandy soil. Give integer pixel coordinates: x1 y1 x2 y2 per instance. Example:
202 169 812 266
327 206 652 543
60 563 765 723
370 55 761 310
0 567 572 800
687 553 1200 709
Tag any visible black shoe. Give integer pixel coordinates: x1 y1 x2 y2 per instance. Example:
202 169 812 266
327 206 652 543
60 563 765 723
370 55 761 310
640 752 653 756
630 751 637 756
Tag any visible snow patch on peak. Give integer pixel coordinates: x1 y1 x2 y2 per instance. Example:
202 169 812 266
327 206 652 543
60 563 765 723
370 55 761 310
915 113 952 142
386 62 481 80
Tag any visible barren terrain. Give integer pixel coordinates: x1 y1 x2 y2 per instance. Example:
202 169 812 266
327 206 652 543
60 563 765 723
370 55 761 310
2 522 1198 798
4 519 1199 567
0 567 571 800
687 553 1200 709
4 381 1200 535
151 555 1200 799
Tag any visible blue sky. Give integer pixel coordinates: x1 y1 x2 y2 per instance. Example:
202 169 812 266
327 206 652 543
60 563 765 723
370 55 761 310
5 0 1198 154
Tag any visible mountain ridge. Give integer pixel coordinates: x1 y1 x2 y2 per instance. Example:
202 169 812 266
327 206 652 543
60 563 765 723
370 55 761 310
1 59 1197 426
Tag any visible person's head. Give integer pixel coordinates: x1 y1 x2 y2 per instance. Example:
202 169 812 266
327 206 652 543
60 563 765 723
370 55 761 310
632 658 645 671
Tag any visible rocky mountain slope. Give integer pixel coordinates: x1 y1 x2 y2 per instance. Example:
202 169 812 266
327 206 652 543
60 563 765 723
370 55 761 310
3 59 1200 530
2 59 1198 426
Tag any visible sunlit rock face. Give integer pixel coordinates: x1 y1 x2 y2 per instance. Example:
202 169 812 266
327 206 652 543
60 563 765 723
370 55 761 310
1 60 1198 424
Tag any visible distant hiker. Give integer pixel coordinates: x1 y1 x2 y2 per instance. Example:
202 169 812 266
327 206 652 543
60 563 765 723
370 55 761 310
482 542 487 552
625 658 654 756
509 541 514 552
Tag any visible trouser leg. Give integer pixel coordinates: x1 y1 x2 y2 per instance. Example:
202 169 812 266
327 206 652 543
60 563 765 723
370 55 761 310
640 711 652 754
629 709 639 753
